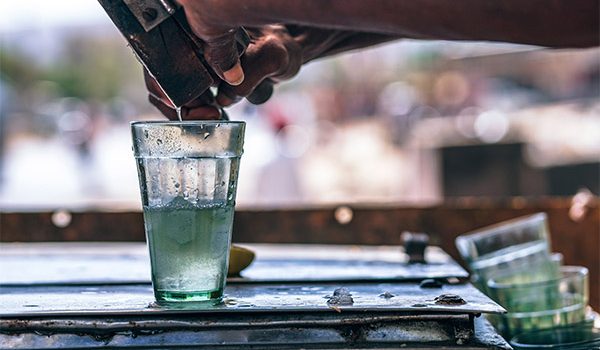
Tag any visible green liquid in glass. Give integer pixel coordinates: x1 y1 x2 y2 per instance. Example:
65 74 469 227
143 200 234 303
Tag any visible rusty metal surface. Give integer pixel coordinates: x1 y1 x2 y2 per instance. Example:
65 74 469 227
0 314 513 349
0 281 504 317
0 241 508 349
1 318 471 349
0 243 467 285
0 312 510 349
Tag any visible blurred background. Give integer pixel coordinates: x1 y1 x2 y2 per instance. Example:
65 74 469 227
1 0 599 210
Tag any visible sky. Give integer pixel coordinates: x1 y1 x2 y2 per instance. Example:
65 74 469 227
0 0 111 33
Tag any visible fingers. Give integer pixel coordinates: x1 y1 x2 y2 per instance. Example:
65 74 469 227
214 42 280 105
148 95 221 120
203 30 245 86
246 80 274 105
215 29 300 106
177 1 245 86
185 106 222 120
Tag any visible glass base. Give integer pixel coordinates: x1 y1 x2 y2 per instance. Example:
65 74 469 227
155 289 223 304
510 322 600 349
498 303 587 339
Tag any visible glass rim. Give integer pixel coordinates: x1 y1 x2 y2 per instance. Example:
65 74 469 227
131 120 245 127
455 212 548 259
469 244 553 270
457 212 546 243
505 302 586 318
475 252 563 280
486 265 588 290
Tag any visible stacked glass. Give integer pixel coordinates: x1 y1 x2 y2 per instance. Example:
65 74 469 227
455 213 596 348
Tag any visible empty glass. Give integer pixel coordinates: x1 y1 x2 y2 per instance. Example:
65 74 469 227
132 121 245 304
455 213 554 292
473 253 563 294
456 213 551 268
487 266 589 338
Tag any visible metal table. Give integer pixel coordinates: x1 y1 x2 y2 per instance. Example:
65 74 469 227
0 243 509 349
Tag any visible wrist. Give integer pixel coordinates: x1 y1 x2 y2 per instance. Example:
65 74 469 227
287 26 354 63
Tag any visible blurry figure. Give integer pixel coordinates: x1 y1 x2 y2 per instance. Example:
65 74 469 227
255 106 305 205
56 101 102 196
58 110 93 162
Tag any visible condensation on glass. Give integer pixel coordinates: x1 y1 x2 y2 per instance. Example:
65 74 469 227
131 121 245 304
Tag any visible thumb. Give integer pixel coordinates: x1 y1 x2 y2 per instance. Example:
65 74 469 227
202 29 245 86
177 2 245 86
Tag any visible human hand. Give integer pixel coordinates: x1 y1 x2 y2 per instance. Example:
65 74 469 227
145 24 303 119
213 25 302 107
145 18 398 119
176 0 246 86
192 25 397 109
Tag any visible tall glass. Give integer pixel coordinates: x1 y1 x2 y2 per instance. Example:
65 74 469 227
132 121 245 304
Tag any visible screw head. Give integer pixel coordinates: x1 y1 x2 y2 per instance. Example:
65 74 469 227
142 7 158 21
434 293 467 305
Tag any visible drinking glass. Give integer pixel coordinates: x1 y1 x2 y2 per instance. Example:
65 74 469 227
487 266 589 338
473 253 562 294
132 121 245 304
456 213 551 268
510 323 600 349
455 213 553 292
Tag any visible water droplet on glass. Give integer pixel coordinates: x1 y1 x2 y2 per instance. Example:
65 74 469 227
157 139 163 145
144 130 149 138
203 132 210 139
174 183 180 189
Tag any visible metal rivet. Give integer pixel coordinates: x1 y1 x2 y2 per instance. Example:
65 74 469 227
142 8 158 21
434 293 467 305
419 279 443 288
379 291 395 299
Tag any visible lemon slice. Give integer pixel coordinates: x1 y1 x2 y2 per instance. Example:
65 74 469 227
228 245 255 276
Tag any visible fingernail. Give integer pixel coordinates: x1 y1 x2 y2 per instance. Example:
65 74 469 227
223 63 244 86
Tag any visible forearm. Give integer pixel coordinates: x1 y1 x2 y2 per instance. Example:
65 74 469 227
212 0 599 48
285 25 400 63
